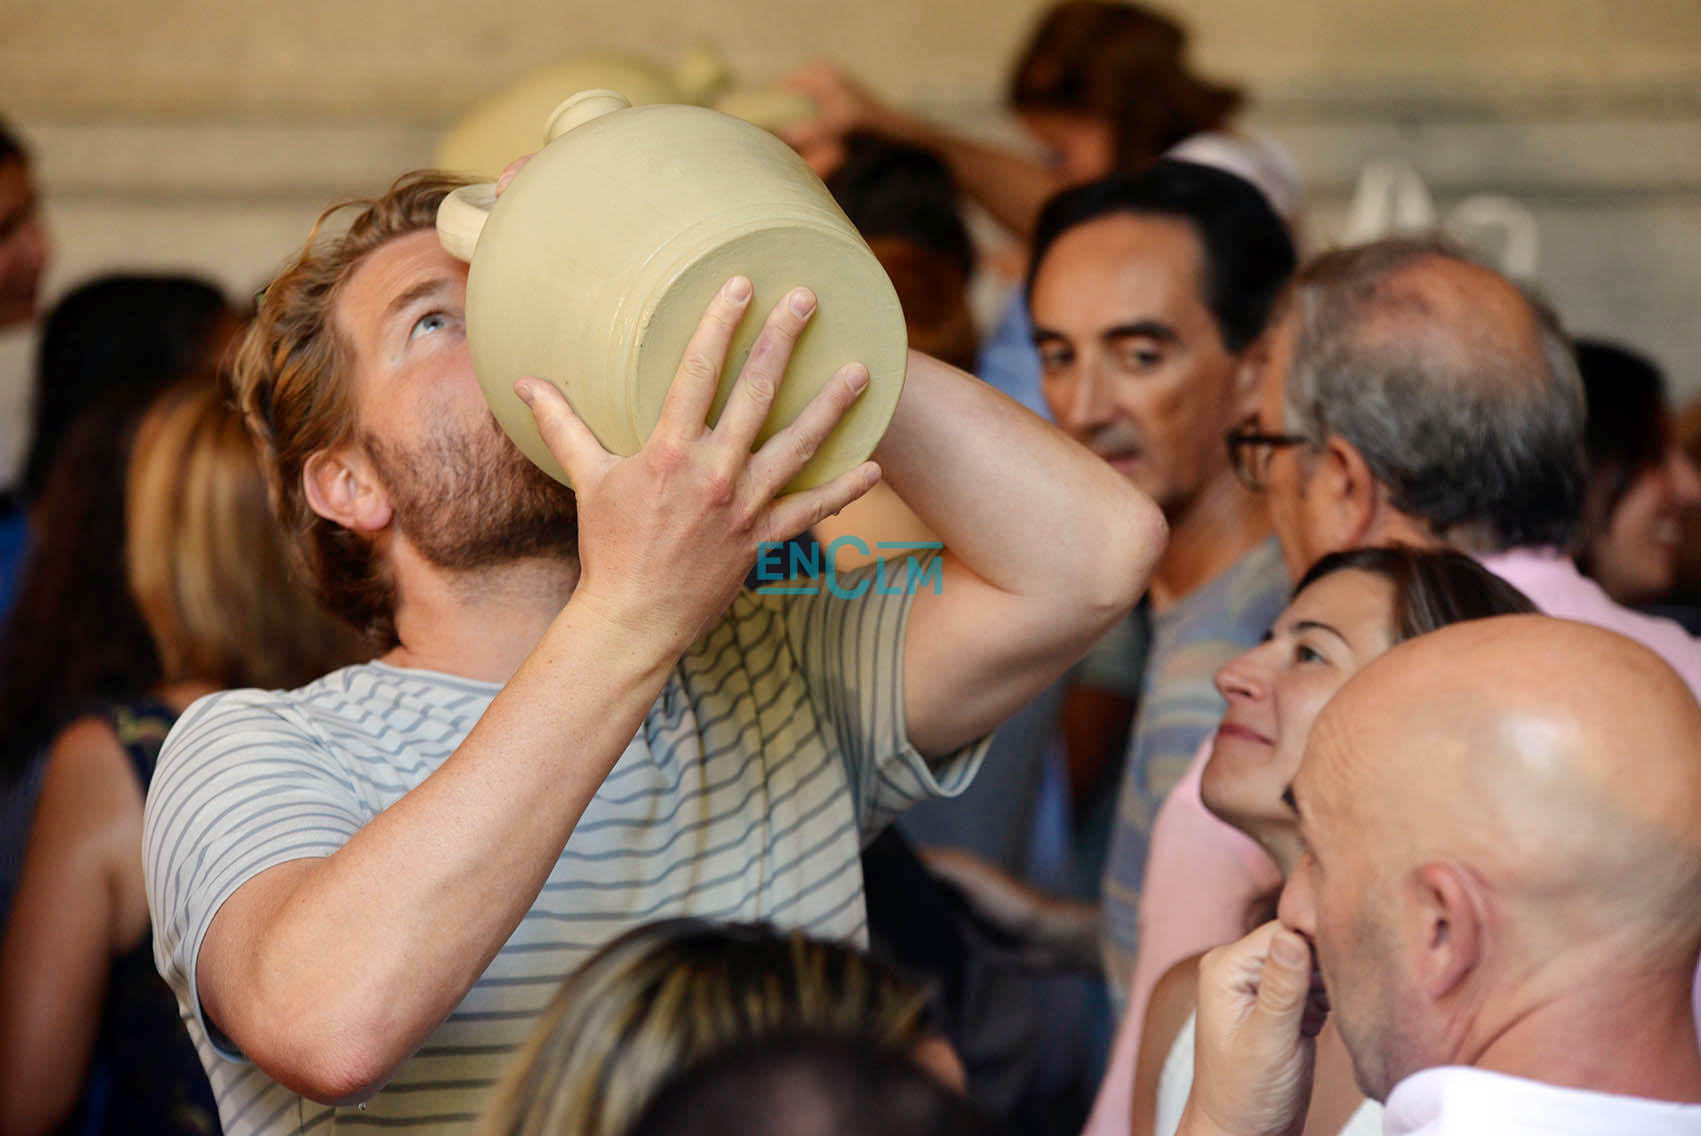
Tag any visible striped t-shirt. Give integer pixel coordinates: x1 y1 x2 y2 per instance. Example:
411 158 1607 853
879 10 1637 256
144 558 985 1134
1099 536 1289 1007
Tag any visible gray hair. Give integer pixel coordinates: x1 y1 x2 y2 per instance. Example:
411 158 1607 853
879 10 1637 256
1283 236 1586 554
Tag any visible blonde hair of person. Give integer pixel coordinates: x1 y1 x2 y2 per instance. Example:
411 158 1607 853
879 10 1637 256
126 375 365 690
480 919 935 1136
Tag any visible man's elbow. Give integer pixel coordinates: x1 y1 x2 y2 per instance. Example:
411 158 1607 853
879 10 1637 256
1079 489 1167 622
229 1000 401 1106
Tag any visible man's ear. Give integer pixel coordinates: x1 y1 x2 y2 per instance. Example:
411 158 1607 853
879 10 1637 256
1301 435 1379 555
1410 861 1485 1002
303 447 392 534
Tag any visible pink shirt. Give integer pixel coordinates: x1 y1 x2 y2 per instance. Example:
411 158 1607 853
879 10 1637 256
1480 547 1701 700
1082 547 1701 1136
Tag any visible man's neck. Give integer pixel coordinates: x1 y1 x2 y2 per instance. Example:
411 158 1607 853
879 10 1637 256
1149 470 1270 612
1467 969 1701 1104
383 550 580 684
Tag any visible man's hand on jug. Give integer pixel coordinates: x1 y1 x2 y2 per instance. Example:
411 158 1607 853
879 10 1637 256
516 276 880 650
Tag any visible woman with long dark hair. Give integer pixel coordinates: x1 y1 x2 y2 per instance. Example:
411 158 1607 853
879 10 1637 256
0 377 363 1134
0 274 235 919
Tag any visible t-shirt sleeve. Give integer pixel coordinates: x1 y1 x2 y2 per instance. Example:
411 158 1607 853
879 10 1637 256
142 688 368 1061
755 551 991 838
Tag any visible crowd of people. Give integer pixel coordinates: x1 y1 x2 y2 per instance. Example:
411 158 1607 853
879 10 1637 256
2 3 1700 1134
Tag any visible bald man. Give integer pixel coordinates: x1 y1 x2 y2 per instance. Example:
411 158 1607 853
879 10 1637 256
1094 236 1701 1136
1175 615 1701 1135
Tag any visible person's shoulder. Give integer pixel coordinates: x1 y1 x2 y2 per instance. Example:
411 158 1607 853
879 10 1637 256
42 713 136 825
1497 552 1701 691
158 663 394 764
1162 538 1287 645
1215 537 1291 631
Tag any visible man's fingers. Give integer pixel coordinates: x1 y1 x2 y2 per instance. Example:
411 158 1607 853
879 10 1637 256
742 361 869 499
763 461 881 544
517 378 609 488
656 276 754 441
711 287 818 459
1252 929 1316 1035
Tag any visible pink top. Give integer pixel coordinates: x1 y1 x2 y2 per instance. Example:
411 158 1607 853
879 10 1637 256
1479 547 1701 700
1082 737 1280 1136
1082 547 1701 1136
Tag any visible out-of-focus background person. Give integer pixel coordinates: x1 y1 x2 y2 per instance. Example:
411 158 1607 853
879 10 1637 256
0 376 363 1134
478 918 959 1136
0 274 236 922
1573 339 1701 620
624 1032 1005 1136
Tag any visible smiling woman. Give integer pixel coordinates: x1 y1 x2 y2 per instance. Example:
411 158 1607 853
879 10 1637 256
1110 546 1535 1136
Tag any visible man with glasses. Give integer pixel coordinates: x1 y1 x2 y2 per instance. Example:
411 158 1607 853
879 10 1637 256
1025 161 1297 1039
1092 234 1701 1136
1244 235 1701 695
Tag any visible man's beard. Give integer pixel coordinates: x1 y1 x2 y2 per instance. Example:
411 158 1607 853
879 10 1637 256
364 412 578 572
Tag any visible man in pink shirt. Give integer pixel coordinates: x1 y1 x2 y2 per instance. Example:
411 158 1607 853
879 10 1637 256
1088 236 1701 1135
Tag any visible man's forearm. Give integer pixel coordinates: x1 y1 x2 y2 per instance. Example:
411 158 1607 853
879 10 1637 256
204 599 678 1101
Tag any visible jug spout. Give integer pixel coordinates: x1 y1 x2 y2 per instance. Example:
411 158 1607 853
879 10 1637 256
436 182 498 263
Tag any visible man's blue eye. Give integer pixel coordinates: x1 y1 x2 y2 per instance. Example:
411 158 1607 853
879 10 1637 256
410 313 446 340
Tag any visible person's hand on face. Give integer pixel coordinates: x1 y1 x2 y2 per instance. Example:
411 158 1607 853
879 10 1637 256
1179 920 1328 1136
516 278 880 651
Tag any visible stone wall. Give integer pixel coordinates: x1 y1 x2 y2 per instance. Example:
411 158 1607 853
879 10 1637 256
3 0 1698 477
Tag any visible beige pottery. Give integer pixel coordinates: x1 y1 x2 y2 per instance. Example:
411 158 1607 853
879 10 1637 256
434 45 816 178
435 48 723 178
436 89 907 493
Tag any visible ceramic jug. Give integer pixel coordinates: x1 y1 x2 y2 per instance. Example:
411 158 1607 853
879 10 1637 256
436 89 907 492
436 47 818 177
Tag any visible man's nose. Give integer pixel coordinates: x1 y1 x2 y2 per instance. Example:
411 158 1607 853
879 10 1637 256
1057 361 1113 435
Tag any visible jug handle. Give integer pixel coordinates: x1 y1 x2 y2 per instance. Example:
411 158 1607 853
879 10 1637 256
436 90 632 263
436 183 497 263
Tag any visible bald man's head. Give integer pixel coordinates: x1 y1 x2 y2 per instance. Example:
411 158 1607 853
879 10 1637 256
1279 614 1701 1098
1278 238 1586 554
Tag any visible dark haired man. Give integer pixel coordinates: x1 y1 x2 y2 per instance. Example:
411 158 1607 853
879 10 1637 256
1026 159 1298 1018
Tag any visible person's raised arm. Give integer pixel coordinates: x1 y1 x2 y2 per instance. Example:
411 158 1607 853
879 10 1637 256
878 350 1165 759
180 281 878 1105
0 721 144 1135
780 63 1069 240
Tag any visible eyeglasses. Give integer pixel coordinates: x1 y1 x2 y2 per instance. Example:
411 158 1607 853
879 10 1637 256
1225 416 1310 491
